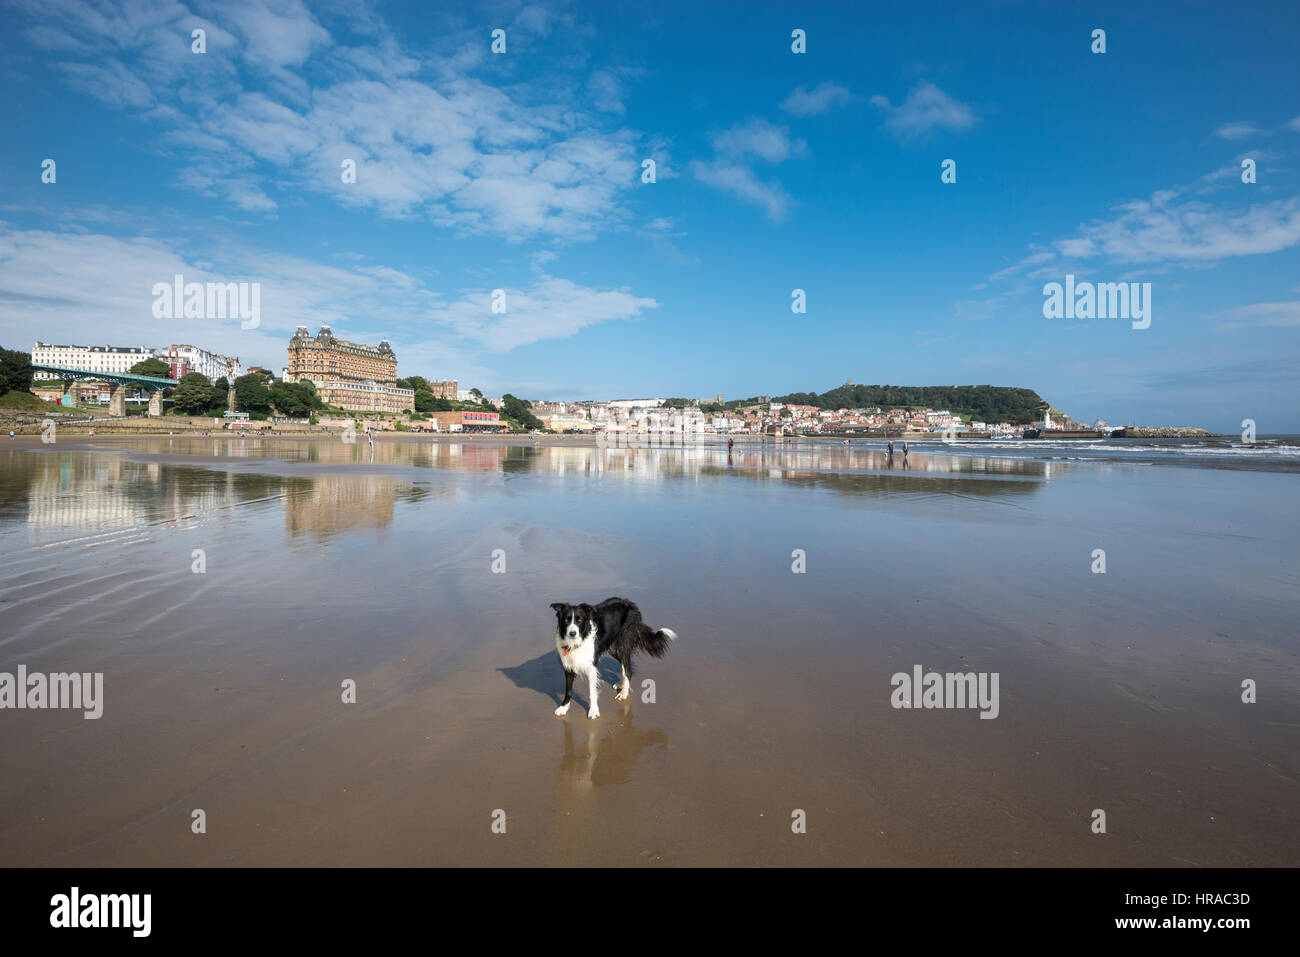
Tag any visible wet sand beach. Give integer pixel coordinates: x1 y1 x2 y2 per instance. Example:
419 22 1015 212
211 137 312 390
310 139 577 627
1 434 1297 866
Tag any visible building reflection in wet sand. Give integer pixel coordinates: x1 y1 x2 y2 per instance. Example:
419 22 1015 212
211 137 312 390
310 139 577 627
11 439 1051 546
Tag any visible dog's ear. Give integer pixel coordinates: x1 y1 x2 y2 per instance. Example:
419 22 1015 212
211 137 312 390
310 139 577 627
549 602 567 614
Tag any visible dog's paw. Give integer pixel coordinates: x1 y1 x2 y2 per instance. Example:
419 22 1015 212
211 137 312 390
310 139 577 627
614 686 629 701
587 707 600 719
554 703 570 716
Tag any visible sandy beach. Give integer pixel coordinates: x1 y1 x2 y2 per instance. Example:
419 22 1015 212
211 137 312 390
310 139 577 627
1 434 1296 866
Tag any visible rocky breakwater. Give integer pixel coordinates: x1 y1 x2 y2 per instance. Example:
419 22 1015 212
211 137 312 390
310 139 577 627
1113 426 1213 438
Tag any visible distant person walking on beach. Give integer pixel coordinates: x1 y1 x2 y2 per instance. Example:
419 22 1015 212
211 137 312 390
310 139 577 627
902 440 909 466
727 437 733 452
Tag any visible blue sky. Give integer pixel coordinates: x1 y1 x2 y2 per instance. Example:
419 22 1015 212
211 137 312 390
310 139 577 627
1 0 1298 430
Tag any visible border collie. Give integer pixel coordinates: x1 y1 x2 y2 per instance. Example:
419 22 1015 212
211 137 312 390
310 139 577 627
549 597 677 719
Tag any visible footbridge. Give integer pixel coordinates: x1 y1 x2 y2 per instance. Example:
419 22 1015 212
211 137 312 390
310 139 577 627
32 364 180 416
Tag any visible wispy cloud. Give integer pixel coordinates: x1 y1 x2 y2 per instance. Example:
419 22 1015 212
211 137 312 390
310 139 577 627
986 169 1300 281
640 217 698 265
690 118 802 220
780 81 855 117
1216 300 1300 328
1053 192 1300 265
1213 121 1265 140
690 161 791 221
18 0 651 243
426 273 659 350
869 82 976 140
586 66 645 115
709 118 805 163
0 225 655 367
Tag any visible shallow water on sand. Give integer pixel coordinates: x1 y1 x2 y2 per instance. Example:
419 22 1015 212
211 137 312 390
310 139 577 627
1 435 1297 865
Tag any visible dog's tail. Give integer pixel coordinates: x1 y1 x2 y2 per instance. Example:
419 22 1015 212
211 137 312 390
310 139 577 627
636 623 677 658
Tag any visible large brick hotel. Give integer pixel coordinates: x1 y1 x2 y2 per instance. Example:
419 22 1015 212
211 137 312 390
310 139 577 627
287 325 414 413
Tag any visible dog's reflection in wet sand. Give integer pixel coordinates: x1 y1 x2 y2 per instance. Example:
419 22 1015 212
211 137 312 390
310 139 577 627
556 703 669 793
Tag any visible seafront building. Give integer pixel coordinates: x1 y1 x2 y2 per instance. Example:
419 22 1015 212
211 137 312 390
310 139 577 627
537 411 591 431
30 341 156 380
159 343 243 382
31 340 242 398
425 379 458 400
286 325 414 413
424 410 507 433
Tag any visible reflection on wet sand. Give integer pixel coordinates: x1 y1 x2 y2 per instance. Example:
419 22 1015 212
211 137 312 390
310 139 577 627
8 440 1054 545
557 712 670 791
60 433 1060 479
497 649 669 793
284 475 400 541
548 707 670 863
2 434 1295 866
16 450 312 545
10 447 464 545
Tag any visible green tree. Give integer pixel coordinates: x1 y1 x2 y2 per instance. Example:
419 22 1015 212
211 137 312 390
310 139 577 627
294 379 321 410
234 373 271 413
172 372 214 414
0 347 34 395
128 357 171 378
414 389 436 413
500 393 544 430
209 376 230 413
270 381 308 415
771 384 1048 425
405 375 431 394
469 387 484 402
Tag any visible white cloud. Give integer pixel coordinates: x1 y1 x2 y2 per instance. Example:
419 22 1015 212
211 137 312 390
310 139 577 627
710 118 804 162
426 273 659 350
1213 121 1264 139
222 0 330 69
869 82 976 139
20 0 648 243
1218 300 1300 327
780 81 855 117
986 173 1300 285
1057 193 1300 265
690 119 801 220
639 217 698 265
588 70 626 114
690 160 791 221
55 58 155 108
987 250 1055 282
0 226 655 368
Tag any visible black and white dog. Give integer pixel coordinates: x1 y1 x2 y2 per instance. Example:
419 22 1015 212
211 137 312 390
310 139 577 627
549 597 677 719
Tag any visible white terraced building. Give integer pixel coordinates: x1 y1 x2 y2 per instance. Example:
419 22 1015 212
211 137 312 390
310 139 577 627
159 344 243 382
31 341 156 380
